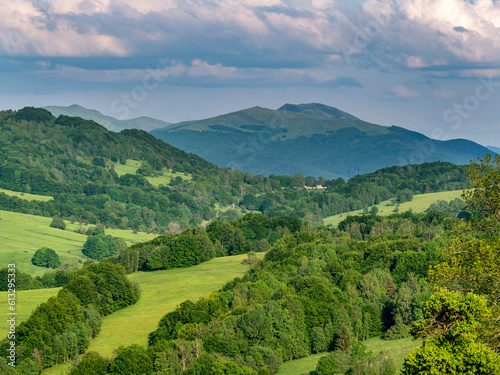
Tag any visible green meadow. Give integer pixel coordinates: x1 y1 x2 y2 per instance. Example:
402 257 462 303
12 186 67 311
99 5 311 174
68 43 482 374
0 188 53 202
113 159 193 186
0 254 254 374
0 210 157 276
323 190 464 227
0 210 88 276
276 336 420 375
88 253 253 357
0 287 60 339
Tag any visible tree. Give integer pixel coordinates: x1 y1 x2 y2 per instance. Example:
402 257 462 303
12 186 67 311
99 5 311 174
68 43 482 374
335 324 353 354
316 354 339 375
31 247 61 268
428 154 500 349
402 289 500 374
69 352 109 375
311 327 328 354
108 345 153 375
397 189 413 203
50 216 66 230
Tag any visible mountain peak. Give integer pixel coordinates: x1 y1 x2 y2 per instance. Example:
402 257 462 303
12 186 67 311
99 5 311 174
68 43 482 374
278 103 360 121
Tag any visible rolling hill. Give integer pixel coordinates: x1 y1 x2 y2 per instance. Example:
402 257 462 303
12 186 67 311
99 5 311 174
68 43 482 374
44 104 170 132
151 103 493 179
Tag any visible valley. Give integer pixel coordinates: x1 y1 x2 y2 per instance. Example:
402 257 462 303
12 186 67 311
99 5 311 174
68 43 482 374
0 107 498 375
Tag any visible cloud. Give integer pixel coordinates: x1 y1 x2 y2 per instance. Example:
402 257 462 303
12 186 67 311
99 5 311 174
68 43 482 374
390 85 420 98
1 0 500 81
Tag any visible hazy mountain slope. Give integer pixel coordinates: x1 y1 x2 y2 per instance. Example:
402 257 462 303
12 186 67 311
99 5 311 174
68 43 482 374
487 145 500 154
151 104 492 179
278 102 360 121
45 104 170 132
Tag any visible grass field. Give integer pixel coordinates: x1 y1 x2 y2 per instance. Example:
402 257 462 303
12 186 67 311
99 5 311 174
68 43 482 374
0 210 88 276
87 253 253 357
323 190 464 227
0 210 157 277
113 159 192 186
0 287 60 339
63 222 157 244
0 254 255 373
276 336 421 375
277 353 327 375
0 188 53 202
364 336 421 369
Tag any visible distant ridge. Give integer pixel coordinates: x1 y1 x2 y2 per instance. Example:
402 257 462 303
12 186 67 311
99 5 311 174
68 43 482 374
44 104 170 132
487 145 500 154
279 103 360 121
151 103 493 179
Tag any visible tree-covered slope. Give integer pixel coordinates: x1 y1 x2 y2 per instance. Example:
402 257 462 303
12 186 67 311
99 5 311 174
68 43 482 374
151 103 492 179
0 107 265 231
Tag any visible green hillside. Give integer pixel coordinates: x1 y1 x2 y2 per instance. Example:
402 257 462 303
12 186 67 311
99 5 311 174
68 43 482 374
0 188 53 202
276 336 421 374
0 107 272 232
113 159 193 186
323 190 464 227
151 103 492 179
88 254 254 357
0 210 157 276
0 287 60 339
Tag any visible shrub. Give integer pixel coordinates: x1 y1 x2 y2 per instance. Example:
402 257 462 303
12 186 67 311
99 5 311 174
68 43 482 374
50 216 66 230
31 247 61 268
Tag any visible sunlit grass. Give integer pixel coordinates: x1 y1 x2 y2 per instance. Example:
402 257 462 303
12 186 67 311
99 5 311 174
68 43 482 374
323 190 463 227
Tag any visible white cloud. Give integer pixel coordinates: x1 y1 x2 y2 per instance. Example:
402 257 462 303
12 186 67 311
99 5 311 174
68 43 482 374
1 0 500 75
390 85 419 98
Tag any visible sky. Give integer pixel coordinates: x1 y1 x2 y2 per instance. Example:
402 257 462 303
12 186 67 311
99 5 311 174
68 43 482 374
1 0 500 146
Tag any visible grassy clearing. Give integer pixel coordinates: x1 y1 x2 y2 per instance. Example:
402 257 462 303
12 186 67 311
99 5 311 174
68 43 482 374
112 159 142 176
64 222 157 244
0 210 88 276
88 254 253 358
0 287 60 339
113 159 193 186
42 362 74 375
277 353 326 375
323 190 463 227
276 336 421 375
0 210 157 277
0 188 53 202
364 336 421 370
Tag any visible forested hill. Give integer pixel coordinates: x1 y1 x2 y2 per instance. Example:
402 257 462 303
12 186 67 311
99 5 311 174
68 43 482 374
151 103 492 179
0 107 261 230
0 107 473 231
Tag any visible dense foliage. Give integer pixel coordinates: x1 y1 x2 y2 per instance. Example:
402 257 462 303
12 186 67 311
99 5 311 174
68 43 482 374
0 263 139 368
31 247 61 268
403 154 500 373
0 107 266 231
81 228 126 261
111 214 302 273
126 212 449 374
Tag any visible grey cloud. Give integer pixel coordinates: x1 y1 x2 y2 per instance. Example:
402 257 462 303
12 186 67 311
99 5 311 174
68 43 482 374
453 26 470 33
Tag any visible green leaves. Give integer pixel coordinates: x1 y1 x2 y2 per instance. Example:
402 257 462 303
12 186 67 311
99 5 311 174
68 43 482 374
31 247 61 269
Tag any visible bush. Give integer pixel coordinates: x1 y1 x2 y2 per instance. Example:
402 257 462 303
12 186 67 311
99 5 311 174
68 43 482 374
31 247 61 268
50 216 66 230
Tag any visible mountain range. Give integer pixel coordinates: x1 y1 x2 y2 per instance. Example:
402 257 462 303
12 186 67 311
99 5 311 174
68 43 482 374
45 104 170 132
45 103 493 179
151 103 492 179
